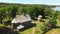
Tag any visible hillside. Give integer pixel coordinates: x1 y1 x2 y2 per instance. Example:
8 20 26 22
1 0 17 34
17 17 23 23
0 2 57 7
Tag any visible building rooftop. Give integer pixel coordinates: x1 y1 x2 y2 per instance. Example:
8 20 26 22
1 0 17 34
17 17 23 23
11 14 31 23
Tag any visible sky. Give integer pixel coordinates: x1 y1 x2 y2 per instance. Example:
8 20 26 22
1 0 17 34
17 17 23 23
0 0 60 5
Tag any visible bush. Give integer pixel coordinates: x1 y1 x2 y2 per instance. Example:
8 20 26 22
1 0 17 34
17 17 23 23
2 17 12 26
46 18 57 27
40 25 47 31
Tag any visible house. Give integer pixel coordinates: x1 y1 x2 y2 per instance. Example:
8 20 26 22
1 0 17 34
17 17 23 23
11 14 32 31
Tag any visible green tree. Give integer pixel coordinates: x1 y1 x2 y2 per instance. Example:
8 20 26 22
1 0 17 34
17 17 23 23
44 7 53 17
52 11 58 19
0 7 6 23
46 18 57 27
11 6 18 18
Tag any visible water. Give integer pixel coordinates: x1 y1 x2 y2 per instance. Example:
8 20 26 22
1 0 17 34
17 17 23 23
53 7 60 11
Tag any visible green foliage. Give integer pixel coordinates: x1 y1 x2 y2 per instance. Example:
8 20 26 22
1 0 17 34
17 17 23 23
2 17 12 22
18 6 24 14
52 11 58 19
0 3 56 24
44 7 53 17
46 18 57 27
40 25 46 31
11 6 18 18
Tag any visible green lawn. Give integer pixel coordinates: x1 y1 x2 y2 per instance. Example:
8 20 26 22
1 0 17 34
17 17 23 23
0 24 4 27
18 17 60 34
46 28 60 34
46 16 60 34
19 28 33 34
18 19 49 34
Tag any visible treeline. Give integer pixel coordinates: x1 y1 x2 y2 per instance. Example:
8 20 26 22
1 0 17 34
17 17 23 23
0 3 58 23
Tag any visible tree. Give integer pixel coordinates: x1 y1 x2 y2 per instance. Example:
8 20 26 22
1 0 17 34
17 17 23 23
26 6 37 19
18 6 24 14
46 18 57 27
11 6 18 18
0 7 6 23
44 7 53 17
52 11 58 19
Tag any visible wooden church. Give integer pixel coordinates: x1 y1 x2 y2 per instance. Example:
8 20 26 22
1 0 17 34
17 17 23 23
11 14 32 31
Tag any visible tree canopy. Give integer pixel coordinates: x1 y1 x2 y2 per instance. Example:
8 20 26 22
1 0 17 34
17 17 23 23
0 3 57 23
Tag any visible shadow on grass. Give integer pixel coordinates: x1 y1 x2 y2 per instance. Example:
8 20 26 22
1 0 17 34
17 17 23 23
42 26 60 34
19 23 36 32
53 26 60 28
0 26 18 34
42 27 52 34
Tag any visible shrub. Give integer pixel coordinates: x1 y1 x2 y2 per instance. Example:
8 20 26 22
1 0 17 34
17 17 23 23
40 25 47 31
46 18 57 27
2 17 12 26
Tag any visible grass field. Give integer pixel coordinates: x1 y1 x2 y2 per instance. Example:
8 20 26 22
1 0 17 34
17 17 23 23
18 16 60 34
0 16 60 34
18 19 49 34
46 28 60 34
0 24 4 27
0 18 60 34
46 16 60 34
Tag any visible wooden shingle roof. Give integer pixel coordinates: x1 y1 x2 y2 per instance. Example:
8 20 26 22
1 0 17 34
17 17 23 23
11 14 31 23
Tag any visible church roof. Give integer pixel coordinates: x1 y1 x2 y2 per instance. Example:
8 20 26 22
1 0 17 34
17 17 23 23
11 14 31 23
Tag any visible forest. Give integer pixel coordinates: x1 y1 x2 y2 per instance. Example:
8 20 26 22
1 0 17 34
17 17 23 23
0 3 59 23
